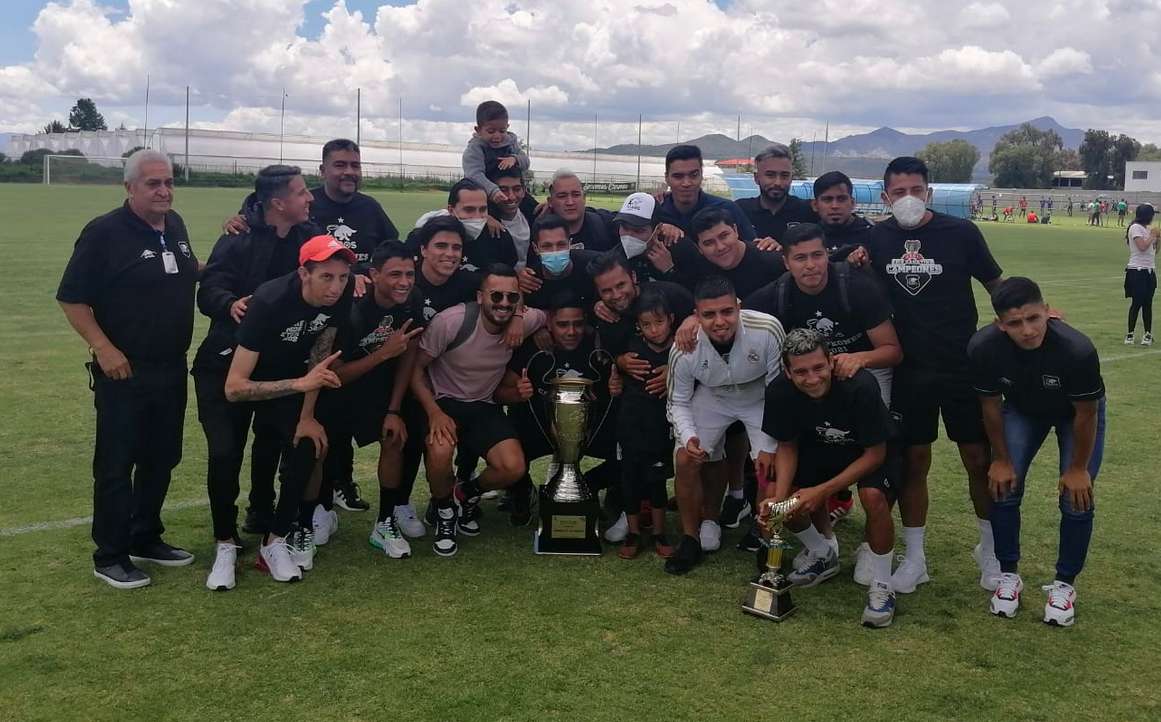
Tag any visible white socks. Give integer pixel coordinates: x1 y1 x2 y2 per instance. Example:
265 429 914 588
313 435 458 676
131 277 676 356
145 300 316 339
870 550 893 585
793 524 832 557
902 525 926 562
977 518 995 555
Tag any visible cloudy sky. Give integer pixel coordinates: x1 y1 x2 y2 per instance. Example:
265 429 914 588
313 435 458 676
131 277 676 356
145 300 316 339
3 0 1161 150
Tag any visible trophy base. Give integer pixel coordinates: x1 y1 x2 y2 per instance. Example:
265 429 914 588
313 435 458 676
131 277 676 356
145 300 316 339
534 488 601 556
741 578 796 622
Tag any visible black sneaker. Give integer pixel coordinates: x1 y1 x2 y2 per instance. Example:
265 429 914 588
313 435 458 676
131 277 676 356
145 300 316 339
663 535 703 575
94 561 152 589
432 506 458 557
130 541 195 567
720 496 752 529
423 499 438 526
509 484 534 527
457 496 482 536
736 520 762 552
242 507 273 535
333 480 370 512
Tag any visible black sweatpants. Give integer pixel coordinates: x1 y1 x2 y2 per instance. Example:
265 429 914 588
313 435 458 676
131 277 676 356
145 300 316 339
251 396 318 538
193 371 280 540
621 451 669 510
89 362 187 568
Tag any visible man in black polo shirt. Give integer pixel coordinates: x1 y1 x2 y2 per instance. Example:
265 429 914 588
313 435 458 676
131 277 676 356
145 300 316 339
545 170 617 252
811 171 874 252
325 243 425 560
654 145 755 241
58 149 198 589
195 164 322 591
225 138 400 300
736 144 818 244
863 156 1004 595
968 278 1105 627
761 329 898 627
225 235 354 583
518 214 600 309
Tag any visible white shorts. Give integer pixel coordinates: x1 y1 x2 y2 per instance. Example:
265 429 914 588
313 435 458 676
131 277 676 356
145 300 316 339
681 385 778 462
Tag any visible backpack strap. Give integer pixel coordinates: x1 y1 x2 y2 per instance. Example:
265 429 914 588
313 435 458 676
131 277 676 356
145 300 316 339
774 273 791 320
832 261 853 316
446 302 480 353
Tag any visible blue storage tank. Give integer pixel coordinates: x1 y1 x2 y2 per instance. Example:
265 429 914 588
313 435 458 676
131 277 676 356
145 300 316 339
722 174 983 220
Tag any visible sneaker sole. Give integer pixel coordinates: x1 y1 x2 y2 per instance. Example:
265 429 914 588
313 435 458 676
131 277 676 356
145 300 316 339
791 564 841 588
458 523 481 537
369 536 412 559
432 544 458 557
990 602 1019 618
129 554 195 567
1043 615 1075 627
93 570 151 589
862 614 894 628
206 579 235 592
255 557 301 583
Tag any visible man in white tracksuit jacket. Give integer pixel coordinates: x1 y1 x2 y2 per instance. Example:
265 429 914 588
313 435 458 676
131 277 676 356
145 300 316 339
665 276 785 575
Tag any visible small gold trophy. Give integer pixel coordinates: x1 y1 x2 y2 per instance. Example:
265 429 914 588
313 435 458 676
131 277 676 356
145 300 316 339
741 497 800 622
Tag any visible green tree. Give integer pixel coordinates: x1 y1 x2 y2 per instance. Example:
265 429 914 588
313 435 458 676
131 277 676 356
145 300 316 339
917 139 980 182
1139 143 1161 162
788 137 807 178
68 98 107 131
988 123 1063 187
1110 134 1141 189
1079 129 1113 189
42 120 68 134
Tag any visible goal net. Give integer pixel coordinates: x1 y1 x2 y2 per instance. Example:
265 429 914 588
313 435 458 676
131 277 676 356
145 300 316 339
42 154 129 185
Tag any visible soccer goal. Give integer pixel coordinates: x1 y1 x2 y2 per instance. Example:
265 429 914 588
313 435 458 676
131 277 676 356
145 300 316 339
42 155 129 185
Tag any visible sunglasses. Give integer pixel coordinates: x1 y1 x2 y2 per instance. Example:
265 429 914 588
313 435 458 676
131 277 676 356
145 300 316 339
488 291 521 304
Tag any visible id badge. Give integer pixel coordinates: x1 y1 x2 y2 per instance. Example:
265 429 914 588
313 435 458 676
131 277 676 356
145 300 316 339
161 251 179 274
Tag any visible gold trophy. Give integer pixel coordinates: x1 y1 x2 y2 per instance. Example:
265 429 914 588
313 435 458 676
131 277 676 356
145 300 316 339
741 497 801 621
534 377 602 555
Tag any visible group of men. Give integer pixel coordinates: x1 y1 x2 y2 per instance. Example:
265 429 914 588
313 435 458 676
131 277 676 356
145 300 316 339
59 137 1106 629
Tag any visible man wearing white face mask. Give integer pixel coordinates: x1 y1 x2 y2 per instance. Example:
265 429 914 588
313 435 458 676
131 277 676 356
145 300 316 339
407 179 519 272
613 192 683 284
863 156 1004 596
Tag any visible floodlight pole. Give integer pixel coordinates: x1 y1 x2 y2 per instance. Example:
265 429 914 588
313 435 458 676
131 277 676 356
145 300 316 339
356 88 361 145
184 85 190 182
279 89 287 163
526 99 531 154
143 74 150 149
636 114 642 188
592 113 597 182
398 97 404 189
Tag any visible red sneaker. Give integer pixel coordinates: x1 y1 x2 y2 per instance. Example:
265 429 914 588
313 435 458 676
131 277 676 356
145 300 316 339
619 534 641 560
827 495 853 523
653 534 675 558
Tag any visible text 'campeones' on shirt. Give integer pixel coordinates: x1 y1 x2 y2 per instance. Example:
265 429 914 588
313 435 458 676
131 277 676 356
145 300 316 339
234 271 351 382
867 212 1002 369
744 263 892 355
56 202 198 366
337 289 426 394
419 304 548 403
762 369 891 474
967 319 1105 419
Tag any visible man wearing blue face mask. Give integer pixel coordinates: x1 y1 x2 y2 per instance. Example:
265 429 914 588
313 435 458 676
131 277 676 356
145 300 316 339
519 214 601 310
862 156 1005 597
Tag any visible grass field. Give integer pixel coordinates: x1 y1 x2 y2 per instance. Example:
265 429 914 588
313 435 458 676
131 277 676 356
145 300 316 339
1 183 1159 722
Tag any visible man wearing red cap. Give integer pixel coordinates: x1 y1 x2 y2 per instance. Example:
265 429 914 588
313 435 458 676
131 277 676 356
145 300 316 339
224 235 354 583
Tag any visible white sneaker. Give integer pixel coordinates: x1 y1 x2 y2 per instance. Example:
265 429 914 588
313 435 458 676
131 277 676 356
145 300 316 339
1042 581 1077 627
990 572 1023 618
312 505 339 546
973 544 1002 592
1143 332 1154 347
394 504 426 538
1125 333 1135 345
699 520 722 552
853 542 874 586
604 512 629 542
258 538 302 583
206 542 239 591
288 527 316 571
370 517 412 559
862 580 896 628
890 557 930 594
788 548 840 587
481 489 502 501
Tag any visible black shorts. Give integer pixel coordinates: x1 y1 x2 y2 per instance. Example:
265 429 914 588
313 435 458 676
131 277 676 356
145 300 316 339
891 365 985 446
793 452 897 501
251 395 306 444
1125 268 1157 303
436 398 518 459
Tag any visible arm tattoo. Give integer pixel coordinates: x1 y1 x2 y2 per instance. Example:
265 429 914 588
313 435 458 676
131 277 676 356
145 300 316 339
308 328 337 368
229 379 297 402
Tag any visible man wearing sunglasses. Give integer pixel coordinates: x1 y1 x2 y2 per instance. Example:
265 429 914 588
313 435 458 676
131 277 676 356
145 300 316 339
410 265 547 556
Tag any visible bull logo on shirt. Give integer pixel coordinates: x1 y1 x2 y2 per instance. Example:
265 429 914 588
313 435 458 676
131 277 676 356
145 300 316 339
328 218 357 245
815 422 852 444
306 313 331 334
885 239 943 297
808 311 837 337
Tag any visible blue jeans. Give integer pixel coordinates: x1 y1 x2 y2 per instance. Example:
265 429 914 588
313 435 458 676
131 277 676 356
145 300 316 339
990 399 1106 583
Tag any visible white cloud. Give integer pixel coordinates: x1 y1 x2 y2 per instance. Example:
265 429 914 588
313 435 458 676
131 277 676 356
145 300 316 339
2 0 1161 144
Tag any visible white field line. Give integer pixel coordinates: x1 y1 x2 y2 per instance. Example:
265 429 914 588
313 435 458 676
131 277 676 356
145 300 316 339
0 498 207 537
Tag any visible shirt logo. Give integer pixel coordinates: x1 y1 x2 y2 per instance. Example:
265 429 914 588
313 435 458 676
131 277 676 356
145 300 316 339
280 320 305 342
808 310 837 337
815 422 853 445
359 316 396 352
328 218 357 245
140 249 157 260
747 349 760 364
884 239 943 296
1042 375 1062 389
178 241 192 258
422 298 437 322
307 313 331 334
999 377 1013 386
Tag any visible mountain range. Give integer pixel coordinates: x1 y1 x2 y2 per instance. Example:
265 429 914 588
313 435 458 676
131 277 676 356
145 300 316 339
582 117 1085 181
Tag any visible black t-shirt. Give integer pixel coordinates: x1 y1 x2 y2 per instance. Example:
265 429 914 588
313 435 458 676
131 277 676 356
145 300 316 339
736 195 820 241
617 334 673 455
523 250 600 309
763 369 890 475
676 242 785 301
967 319 1105 419
745 264 891 355
867 212 1002 370
594 280 693 356
57 202 198 366
235 272 350 381
569 209 617 252
309 188 399 270
823 216 875 254
338 290 425 396
414 267 481 324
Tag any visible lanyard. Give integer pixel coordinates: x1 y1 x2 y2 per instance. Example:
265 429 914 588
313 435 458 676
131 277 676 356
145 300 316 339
158 231 169 253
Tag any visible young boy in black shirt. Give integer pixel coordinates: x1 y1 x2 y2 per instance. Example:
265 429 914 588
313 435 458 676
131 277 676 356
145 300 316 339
761 328 897 627
968 277 1105 627
613 287 677 559
225 236 354 583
